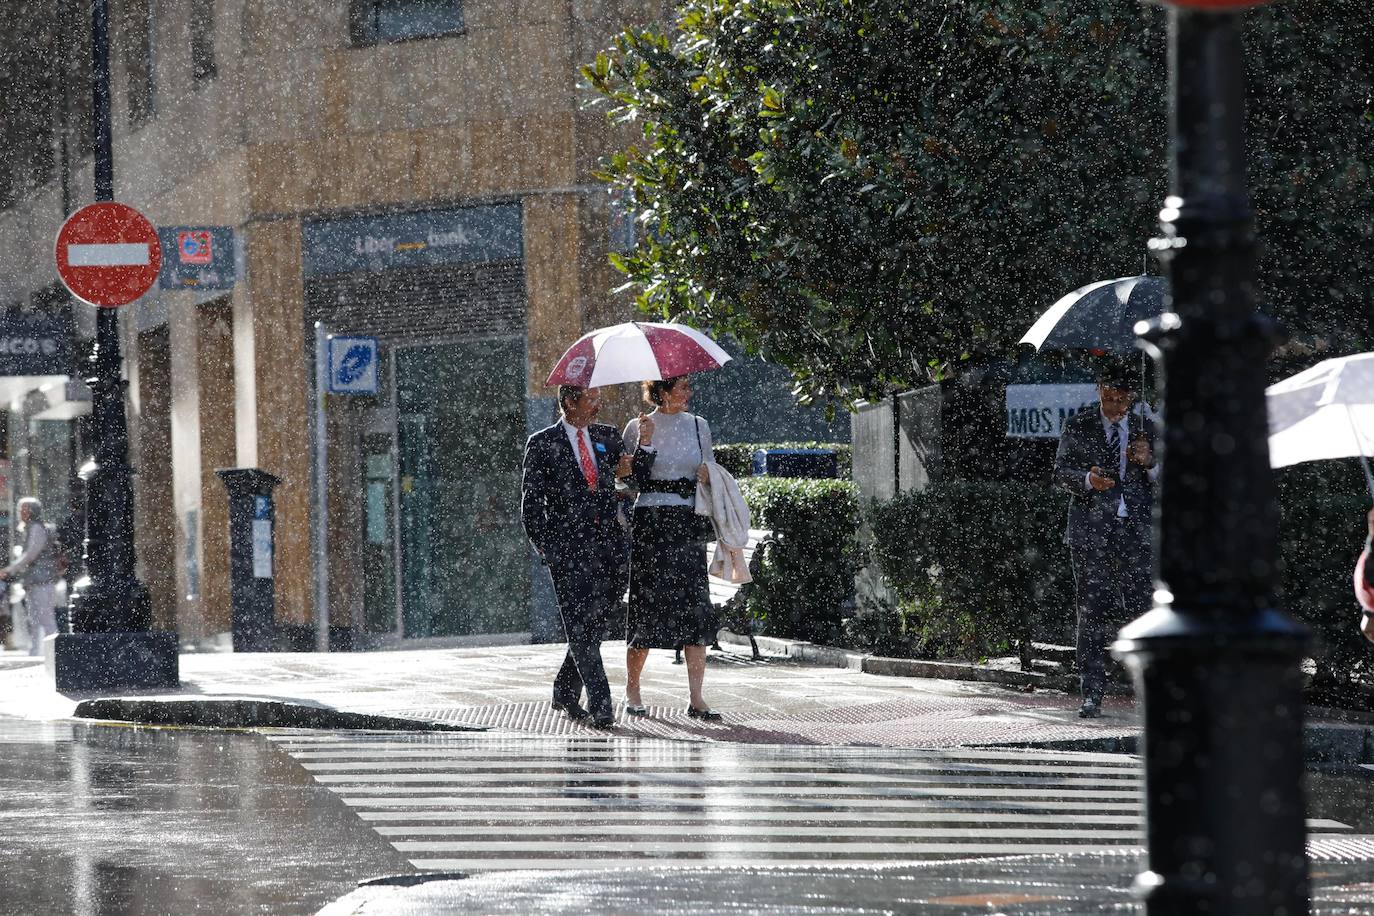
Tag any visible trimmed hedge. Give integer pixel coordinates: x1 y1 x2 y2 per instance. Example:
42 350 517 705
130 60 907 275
866 467 1374 688
739 477 861 643
867 481 1074 664
714 442 852 479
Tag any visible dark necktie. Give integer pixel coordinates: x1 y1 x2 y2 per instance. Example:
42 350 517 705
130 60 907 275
1107 421 1122 475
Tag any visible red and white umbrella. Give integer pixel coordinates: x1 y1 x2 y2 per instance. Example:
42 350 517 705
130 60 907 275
546 321 731 387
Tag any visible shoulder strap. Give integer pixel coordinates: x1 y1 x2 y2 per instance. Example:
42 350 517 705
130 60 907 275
694 415 704 461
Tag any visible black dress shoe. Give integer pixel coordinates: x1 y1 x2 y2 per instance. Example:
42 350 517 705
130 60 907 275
1078 696 1102 719
686 706 723 722
552 699 590 720
588 714 616 730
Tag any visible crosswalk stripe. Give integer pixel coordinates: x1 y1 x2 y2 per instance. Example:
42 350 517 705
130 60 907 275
269 733 1161 871
270 731 1366 875
377 825 1144 840
340 795 1145 812
357 810 1146 825
307 772 1141 791
291 758 1143 779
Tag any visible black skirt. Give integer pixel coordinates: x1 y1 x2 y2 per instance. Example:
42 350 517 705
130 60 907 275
626 505 716 649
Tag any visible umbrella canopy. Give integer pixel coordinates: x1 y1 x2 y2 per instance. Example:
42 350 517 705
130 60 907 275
545 321 731 388
1268 352 1374 478
1021 276 1169 353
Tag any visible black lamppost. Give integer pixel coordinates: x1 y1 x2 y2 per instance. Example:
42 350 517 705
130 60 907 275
1114 1 1308 914
49 0 177 689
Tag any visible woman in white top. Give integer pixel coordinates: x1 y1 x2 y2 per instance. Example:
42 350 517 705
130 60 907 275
0 497 61 655
622 375 722 721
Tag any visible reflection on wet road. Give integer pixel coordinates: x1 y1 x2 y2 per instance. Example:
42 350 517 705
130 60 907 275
0 718 411 915
3 716 1373 914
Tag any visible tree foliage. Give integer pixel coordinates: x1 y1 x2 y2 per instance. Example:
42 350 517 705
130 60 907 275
585 0 1374 403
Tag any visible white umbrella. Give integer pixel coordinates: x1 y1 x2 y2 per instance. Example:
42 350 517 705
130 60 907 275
1267 352 1374 497
545 321 731 387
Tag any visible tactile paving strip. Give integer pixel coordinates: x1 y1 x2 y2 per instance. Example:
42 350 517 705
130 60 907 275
387 698 1138 748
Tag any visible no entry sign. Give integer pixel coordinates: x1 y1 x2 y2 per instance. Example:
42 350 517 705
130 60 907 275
55 202 162 307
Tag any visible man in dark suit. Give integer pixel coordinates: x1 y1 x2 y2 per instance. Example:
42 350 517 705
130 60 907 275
521 385 642 728
1053 364 1158 718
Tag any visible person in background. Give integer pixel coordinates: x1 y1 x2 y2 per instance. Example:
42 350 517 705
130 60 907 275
623 375 722 721
0 497 61 656
1356 507 1374 643
1053 363 1159 718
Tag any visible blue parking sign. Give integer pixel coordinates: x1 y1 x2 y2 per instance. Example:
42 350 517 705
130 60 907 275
327 336 379 395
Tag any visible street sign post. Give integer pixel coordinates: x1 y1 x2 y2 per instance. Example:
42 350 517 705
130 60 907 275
55 202 161 307
46 0 178 692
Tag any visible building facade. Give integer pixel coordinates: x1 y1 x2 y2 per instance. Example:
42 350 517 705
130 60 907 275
0 0 679 647
0 0 851 650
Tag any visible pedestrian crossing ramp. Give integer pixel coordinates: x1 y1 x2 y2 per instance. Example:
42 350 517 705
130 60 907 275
269 733 1372 874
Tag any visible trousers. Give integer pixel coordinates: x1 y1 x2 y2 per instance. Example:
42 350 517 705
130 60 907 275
23 582 58 656
1070 519 1151 699
546 537 625 719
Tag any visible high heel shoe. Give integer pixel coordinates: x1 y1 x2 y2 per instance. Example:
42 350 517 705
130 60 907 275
686 706 722 722
623 696 648 717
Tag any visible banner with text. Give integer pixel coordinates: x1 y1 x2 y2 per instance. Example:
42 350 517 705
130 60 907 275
1005 384 1099 439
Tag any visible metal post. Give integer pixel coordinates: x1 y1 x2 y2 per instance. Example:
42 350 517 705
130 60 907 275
313 322 331 652
67 0 151 634
1115 4 1308 915
50 0 176 690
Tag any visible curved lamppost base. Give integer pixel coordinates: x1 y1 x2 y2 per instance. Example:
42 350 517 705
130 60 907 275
1114 607 1310 915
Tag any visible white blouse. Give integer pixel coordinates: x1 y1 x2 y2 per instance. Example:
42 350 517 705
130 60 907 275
623 410 714 508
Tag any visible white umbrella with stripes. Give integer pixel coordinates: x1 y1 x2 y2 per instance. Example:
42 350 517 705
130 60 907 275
545 321 731 388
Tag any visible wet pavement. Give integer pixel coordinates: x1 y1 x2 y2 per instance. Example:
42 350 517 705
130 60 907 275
0 643 1147 749
1 714 1372 914
3 644 1374 913
0 718 411 915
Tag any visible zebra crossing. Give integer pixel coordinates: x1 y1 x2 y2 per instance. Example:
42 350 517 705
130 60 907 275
270 734 1358 873
270 733 1153 871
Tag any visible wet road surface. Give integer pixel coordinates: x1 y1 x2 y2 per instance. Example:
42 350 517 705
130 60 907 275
0 718 412 915
3 716 1373 914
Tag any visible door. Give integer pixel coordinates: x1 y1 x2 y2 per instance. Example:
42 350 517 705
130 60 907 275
395 336 528 636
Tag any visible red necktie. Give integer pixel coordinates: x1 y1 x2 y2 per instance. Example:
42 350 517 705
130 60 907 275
576 428 598 490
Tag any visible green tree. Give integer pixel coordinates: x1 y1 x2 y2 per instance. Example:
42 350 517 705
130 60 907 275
585 0 1373 403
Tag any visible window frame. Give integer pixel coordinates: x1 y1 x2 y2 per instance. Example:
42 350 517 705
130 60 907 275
348 0 465 48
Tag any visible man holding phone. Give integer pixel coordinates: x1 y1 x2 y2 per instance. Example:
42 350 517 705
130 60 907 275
1054 363 1159 718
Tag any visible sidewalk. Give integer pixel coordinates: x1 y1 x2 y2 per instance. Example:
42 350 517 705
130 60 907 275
2 640 1370 757
0 640 1140 749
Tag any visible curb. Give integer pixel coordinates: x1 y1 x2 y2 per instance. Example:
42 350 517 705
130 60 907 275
718 630 1067 690
72 697 489 732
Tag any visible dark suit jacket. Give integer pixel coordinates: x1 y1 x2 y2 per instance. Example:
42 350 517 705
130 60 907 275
1053 405 1158 549
520 422 645 561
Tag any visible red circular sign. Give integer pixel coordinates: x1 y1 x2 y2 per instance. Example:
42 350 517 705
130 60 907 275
55 202 162 307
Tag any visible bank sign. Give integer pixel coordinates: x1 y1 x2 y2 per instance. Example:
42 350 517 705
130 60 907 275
302 203 522 277
0 309 72 377
1005 384 1099 438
